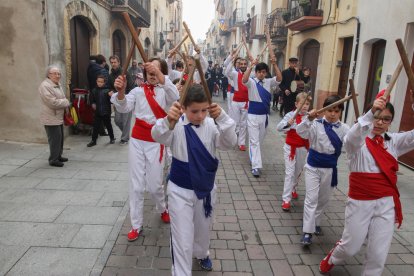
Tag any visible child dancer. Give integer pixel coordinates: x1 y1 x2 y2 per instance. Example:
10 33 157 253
112 58 179 241
276 92 311 211
151 84 237 275
242 59 282 177
296 95 350 245
320 92 414 275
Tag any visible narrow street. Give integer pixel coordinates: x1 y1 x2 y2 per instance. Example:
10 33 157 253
1 98 414 275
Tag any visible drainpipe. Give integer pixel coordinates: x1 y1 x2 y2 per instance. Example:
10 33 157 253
344 17 361 122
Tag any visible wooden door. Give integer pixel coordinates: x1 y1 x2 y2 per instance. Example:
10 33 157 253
364 40 386 111
113 30 126 65
337 37 354 98
301 39 320 104
70 16 90 90
398 52 414 168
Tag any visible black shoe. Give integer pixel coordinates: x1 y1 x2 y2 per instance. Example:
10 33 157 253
49 161 64 167
87 141 97 147
110 138 116 144
100 132 109 136
59 157 68 162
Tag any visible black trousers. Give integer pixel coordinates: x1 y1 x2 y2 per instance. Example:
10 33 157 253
44 125 64 163
92 114 114 142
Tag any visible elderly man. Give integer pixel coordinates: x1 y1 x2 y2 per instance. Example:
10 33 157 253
39 65 70 167
128 59 142 85
279 56 304 115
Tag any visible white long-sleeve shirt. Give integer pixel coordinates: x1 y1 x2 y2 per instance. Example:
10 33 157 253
344 110 414 173
244 77 280 103
276 111 308 132
151 110 237 162
296 116 350 155
110 77 179 124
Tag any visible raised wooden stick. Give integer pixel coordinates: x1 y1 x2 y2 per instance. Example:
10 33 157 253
257 44 268 60
179 65 196 105
374 61 403 116
316 94 359 114
348 79 360 118
167 34 189 58
183 21 199 53
122 28 141 76
194 58 212 104
122 12 148 62
183 43 189 56
396 39 414 92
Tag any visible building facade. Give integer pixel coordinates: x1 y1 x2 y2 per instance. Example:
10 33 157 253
0 0 181 143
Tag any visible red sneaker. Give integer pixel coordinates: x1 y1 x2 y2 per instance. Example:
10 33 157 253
281 201 291 211
319 241 340 273
127 228 140 242
161 210 170 223
292 190 298 199
239 145 246 151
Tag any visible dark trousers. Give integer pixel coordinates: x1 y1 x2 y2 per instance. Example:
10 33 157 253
44 125 64 164
92 114 114 142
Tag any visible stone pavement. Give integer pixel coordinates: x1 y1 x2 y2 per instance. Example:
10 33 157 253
101 98 414 276
0 97 413 276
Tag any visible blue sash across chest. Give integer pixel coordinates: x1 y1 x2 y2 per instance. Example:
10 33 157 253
169 123 219 217
248 80 271 115
307 119 343 187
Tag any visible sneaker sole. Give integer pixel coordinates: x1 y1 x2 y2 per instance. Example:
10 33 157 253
282 208 290 212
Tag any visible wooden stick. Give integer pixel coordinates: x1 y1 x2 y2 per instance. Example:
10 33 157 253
183 43 189 56
374 61 403 116
194 58 212 104
396 39 414 92
183 21 199 53
122 12 148 63
179 65 196 105
316 94 358 114
257 44 268 60
348 79 360 119
122 28 141 76
167 34 189 58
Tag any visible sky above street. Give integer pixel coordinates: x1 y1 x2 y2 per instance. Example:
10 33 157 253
182 0 215 41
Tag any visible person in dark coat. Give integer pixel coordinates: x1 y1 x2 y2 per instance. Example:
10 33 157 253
87 75 115 147
87 54 109 90
279 56 304 115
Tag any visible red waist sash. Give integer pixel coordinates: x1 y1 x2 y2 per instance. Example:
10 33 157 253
131 118 164 162
349 172 402 228
286 129 309 160
233 72 249 104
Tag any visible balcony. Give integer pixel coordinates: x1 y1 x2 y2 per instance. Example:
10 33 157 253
250 14 267 40
285 5 323 32
266 8 288 43
232 8 245 27
112 0 151 28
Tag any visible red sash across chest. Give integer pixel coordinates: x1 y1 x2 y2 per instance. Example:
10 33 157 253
285 114 309 160
348 136 402 228
131 84 167 162
233 72 249 105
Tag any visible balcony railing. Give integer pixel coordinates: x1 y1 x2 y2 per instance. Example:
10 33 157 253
266 8 288 40
113 0 151 27
250 14 267 40
285 4 323 32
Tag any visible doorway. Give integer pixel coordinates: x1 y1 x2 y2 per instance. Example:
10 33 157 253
301 39 320 105
337 37 354 98
113 30 126 65
70 16 90 90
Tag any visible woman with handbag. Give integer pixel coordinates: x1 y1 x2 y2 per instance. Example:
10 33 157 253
39 65 70 167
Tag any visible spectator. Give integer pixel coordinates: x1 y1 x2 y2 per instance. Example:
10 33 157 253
108 55 135 145
87 54 109 90
39 65 70 167
128 59 143 85
279 56 304 115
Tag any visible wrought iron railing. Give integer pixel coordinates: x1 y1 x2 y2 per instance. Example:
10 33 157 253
266 8 288 39
113 0 151 26
286 5 323 23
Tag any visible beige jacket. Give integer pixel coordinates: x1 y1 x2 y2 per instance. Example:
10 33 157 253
39 78 70 126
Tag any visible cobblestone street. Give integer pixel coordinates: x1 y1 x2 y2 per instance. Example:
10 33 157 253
101 98 414 276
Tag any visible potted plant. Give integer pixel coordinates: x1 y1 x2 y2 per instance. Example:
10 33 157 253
299 0 311 16
282 10 291 22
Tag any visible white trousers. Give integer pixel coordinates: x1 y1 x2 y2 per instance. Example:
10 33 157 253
282 144 307 202
226 92 233 111
302 165 334 233
330 197 395 276
128 138 166 230
247 114 267 170
169 182 216 276
231 101 248 146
